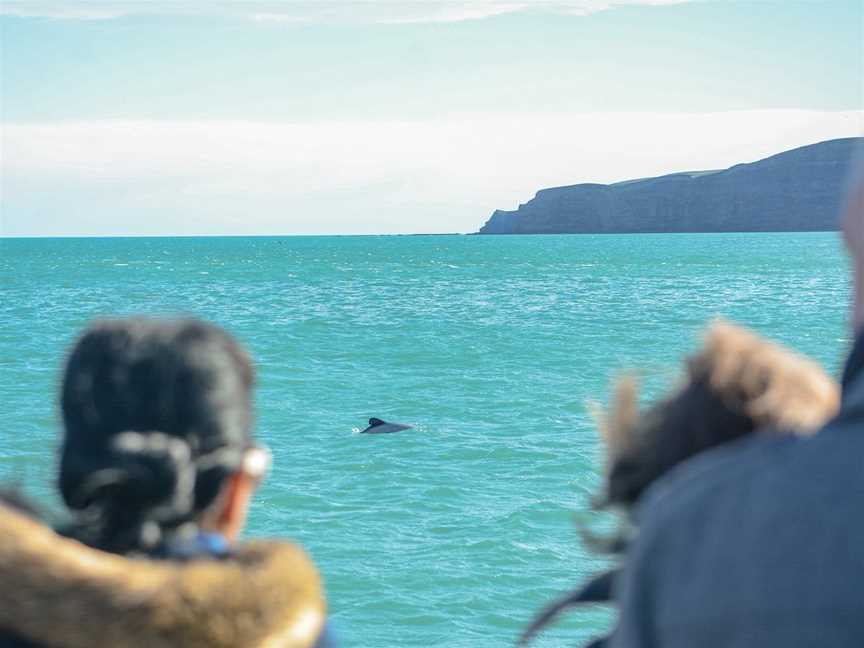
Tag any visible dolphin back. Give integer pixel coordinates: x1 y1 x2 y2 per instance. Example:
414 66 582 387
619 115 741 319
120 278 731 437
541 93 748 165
361 418 413 434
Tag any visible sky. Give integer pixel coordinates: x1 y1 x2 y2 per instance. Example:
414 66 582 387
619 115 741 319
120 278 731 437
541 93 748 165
1 0 862 236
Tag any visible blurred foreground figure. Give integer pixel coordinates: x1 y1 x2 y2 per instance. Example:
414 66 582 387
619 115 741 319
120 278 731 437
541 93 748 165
520 320 839 647
610 173 864 647
0 318 336 648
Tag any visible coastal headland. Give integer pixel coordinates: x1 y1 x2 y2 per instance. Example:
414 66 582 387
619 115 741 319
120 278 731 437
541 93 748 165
477 137 862 235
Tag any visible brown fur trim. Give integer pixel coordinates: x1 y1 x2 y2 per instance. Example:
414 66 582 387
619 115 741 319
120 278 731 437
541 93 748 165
596 321 839 460
0 505 326 648
590 376 639 470
689 319 839 434
593 320 839 508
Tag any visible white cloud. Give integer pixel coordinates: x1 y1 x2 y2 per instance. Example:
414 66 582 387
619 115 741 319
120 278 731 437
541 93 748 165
1 0 699 23
2 110 860 236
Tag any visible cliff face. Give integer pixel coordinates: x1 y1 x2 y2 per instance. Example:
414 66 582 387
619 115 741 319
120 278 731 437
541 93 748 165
478 138 862 234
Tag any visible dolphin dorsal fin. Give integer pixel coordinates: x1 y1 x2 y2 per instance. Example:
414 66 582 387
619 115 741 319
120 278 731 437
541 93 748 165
368 418 387 427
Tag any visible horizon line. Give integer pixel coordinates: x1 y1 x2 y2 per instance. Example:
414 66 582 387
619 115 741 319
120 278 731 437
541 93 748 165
1 230 843 240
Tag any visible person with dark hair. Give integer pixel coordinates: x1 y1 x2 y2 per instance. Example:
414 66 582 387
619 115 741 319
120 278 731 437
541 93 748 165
0 317 337 648
608 175 864 646
519 320 840 647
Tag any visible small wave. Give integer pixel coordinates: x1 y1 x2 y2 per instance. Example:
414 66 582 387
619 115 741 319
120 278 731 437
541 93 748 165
511 541 539 552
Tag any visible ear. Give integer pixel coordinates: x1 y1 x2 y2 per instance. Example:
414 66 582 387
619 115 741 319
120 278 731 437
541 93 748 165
216 471 257 541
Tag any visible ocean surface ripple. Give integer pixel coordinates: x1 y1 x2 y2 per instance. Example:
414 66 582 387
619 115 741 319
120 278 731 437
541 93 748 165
0 233 849 647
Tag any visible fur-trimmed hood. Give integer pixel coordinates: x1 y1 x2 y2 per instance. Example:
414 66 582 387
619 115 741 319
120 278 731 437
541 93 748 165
591 319 840 508
597 319 840 468
0 504 326 648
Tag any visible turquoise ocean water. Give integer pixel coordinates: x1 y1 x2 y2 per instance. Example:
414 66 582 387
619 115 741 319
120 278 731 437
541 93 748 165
0 233 851 647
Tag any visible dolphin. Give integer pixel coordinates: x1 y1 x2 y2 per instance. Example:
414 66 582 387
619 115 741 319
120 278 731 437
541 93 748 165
360 417 413 434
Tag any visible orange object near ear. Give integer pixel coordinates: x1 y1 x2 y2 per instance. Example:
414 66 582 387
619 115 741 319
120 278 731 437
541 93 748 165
218 472 257 542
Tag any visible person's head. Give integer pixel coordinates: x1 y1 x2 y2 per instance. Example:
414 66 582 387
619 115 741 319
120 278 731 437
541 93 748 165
595 319 839 511
519 321 840 646
59 317 268 554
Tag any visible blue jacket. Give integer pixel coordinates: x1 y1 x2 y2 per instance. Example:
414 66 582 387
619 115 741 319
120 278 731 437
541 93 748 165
611 335 864 647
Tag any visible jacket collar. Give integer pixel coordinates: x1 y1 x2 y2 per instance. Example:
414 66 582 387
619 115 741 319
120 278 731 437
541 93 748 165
0 504 326 648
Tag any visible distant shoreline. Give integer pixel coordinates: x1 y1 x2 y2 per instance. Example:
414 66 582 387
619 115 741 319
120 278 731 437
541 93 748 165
477 137 861 235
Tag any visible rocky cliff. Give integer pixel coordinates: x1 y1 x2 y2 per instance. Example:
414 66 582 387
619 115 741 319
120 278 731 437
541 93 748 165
477 138 862 234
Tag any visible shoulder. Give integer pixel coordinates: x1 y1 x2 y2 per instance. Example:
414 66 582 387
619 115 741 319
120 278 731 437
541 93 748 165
634 432 794 530
614 432 796 604
625 425 848 570
625 415 864 585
